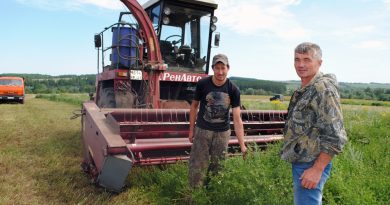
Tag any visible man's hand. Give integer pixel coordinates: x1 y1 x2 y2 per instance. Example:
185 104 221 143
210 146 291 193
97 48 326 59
188 131 194 143
232 107 247 160
300 152 332 189
300 166 323 189
241 145 248 160
188 100 199 144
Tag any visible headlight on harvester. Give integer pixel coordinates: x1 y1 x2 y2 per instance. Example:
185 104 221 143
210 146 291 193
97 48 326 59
163 7 171 15
211 16 218 32
212 16 218 23
117 71 128 77
163 16 170 24
211 24 217 32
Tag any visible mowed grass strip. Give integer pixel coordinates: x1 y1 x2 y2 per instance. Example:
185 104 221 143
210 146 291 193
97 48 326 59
0 98 152 205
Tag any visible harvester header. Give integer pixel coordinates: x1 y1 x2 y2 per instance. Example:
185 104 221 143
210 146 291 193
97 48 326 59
81 0 287 192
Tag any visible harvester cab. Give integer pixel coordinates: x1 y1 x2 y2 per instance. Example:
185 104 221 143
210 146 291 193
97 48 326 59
145 0 218 72
82 0 287 192
93 0 219 109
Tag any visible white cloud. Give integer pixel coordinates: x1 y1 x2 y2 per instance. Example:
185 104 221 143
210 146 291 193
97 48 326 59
355 40 386 49
384 0 390 10
15 0 128 10
16 0 76 10
329 25 376 37
214 0 308 39
79 0 123 10
352 25 375 33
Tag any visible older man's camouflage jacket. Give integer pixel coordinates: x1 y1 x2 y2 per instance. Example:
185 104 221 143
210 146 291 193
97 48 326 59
281 72 347 163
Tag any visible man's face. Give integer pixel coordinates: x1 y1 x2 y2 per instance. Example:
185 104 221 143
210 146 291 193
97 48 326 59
294 52 322 81
212 62 229 82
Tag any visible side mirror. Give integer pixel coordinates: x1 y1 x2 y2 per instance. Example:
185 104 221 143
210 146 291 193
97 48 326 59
214 33 220 47
94 34 102 48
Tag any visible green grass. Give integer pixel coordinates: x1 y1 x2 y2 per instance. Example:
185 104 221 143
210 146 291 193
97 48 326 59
0 97 117 204
323 106 390 204
341 98 390 107
241 95 289 110
35 93 90 106
0 95 389 204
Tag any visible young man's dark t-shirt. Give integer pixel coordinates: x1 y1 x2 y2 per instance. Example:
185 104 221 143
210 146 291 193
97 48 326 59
194 76 241 132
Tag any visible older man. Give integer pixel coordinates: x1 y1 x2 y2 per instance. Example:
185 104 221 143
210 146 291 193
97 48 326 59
281 42 348 205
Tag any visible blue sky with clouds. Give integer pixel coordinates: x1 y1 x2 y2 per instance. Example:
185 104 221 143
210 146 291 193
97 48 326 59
1 0 389 83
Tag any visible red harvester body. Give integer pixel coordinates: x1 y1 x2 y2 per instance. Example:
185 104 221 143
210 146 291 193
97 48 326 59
81 0 287 192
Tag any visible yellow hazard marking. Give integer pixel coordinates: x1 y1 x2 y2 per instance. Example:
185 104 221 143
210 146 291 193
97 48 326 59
149 37 155 52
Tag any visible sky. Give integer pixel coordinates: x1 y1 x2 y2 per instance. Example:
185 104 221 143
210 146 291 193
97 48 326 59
1 0 390 83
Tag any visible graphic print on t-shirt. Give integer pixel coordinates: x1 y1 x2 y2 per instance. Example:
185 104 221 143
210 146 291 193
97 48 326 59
203 91 231 123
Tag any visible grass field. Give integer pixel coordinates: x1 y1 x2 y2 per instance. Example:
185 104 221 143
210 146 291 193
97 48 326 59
0 94 389 204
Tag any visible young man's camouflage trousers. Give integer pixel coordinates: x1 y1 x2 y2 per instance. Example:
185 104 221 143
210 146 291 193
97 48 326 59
188 127 230 188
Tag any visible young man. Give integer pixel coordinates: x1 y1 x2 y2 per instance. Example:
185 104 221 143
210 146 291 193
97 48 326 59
188 53 247 188
281 42 348 204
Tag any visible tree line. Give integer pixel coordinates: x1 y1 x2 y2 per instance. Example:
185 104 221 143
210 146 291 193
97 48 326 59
230 77 287 95
340 86 390 101
1 73 389 101
0 73 95 94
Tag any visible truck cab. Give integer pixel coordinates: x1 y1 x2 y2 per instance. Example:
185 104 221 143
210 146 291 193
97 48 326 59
0 76 25 104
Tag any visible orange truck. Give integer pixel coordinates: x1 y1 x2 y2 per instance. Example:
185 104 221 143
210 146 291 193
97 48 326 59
0 76 25 104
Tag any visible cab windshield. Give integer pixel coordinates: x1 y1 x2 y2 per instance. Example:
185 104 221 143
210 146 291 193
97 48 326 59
0 79 23 86
159 3 211 73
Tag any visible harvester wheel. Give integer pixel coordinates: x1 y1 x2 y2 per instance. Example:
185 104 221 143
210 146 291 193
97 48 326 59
81 159 99 184
100 87 116 108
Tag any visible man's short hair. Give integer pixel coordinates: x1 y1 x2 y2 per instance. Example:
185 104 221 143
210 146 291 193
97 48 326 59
295 42 322 60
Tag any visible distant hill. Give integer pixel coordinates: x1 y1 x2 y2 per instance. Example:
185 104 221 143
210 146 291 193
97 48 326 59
0 73 95 79
282 80 390 101
230 77 287 95
0 73 95 93
283 80 390 90
1 73 389 101
339 82 390 89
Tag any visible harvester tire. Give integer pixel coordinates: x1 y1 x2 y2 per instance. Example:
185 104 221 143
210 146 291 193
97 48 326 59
100 87 116 108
